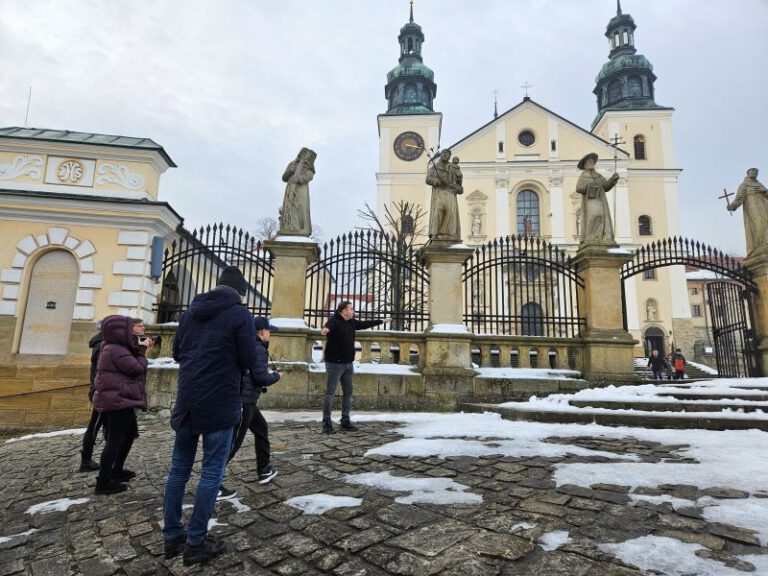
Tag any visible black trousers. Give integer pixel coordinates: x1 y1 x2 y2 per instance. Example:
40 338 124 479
228 403 270 473
81 407 104 460
97 408 138 482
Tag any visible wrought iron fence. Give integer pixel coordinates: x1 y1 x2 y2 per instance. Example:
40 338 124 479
463 235 585 337
621 236 754 287
156 224 273 322
304 230 429 331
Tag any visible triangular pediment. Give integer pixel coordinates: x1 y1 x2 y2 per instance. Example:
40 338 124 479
466 190 488 201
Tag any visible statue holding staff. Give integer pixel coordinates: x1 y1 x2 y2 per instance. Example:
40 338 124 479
728 167 768 256
278 147 316 236
575 152 619 244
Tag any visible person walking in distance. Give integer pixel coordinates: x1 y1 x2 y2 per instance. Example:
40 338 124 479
646 349 667 381
672 348 687 380
320 301 390 434
79 320 104 472
92 316 152 494
220 317 281 497
162 266 259 566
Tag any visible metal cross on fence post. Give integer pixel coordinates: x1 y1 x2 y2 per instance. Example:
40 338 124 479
719 188 734 216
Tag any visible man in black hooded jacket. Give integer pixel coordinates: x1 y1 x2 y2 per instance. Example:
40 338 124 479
79 325 104 472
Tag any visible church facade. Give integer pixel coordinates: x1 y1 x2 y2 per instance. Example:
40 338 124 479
376 3 692 358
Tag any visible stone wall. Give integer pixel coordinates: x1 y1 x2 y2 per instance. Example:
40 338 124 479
671 317 697 359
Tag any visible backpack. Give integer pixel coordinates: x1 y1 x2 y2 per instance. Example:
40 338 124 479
674 357 685 371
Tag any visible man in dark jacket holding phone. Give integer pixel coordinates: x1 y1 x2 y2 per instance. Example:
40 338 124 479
320 301 389 434
162 266 258 566
226 316 281 486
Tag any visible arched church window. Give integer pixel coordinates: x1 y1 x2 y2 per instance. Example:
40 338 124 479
638 215 652 236
628 76 643 97
634 135 646 160
498 141 504 153
516 190 540 236
521 302 544 336
622 30 629 44
407 38 413 53
608 80 622 103
614 32 620 47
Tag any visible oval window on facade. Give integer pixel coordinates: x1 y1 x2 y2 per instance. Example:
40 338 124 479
518 130 535 147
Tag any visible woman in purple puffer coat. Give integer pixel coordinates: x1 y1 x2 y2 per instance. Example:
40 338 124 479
92 315 150 495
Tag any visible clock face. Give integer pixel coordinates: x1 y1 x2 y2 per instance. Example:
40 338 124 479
394 131 425 161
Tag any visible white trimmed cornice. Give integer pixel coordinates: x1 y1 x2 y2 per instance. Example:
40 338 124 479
0 194 181 234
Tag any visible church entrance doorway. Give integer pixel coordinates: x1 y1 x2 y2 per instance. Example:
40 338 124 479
643 326 665 357
19 250 80 355
621 237 759 378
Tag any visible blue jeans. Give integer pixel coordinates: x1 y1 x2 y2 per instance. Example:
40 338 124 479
323 362 354 422
162 425 234 546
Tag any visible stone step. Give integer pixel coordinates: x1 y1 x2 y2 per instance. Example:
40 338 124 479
658 392 768 401
463 403 768 431
569 399 768 413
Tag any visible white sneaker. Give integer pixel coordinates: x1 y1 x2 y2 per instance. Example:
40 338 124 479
258 468 278 484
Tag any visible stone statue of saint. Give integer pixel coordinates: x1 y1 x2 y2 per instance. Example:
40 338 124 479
471 213 482 236
575 152 619 244
646 300 657 322
426 149 463 242
278 147 316 236
728 168 768 256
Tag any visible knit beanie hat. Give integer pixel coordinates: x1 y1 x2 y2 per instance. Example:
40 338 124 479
218 266 247 296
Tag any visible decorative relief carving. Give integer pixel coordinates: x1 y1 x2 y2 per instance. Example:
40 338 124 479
466 190 488 202
96 163 145 190
0 155 43 181
57 160 85 184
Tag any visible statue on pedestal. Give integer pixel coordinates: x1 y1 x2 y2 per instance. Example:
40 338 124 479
471 213 482 236
278 147 316 236
575 152 619 244
426 149 463 242
728 168 768 256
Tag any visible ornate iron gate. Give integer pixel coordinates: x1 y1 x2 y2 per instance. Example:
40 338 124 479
304 230 429 331
462 235 585 337
707 281 758 378
156 224 273 322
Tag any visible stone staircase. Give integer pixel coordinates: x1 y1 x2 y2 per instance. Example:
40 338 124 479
634 359 717 381
463 380 768 431
0 360 91 430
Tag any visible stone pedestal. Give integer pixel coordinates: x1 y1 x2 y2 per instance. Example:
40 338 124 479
264 238 318 362
573 243 637 382
422 242 475 369
742 251 768 376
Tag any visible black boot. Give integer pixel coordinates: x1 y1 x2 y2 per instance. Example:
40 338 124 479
79 451 99 473
340 418 359 432
322 420 335 434
94 478 127 495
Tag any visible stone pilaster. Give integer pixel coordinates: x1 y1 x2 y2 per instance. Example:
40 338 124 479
264 237 318 362
573 243 637 381
742 251 768 376
421 242 475 370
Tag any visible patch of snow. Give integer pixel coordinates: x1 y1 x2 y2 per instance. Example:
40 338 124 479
607 247 631 254
475 367 582 380
450 243 472 249
271 235 317 244
270 317 309 329
219 497 251 514
148 357 179 369
154 321 179 327
345 471 482 505
537 530 571 551
285 494 363 515
511 522 536 532
629 493 697 510
6 428 86 444
0 529 37 544
26 497 89 515
698 496 768 546
207 518 227 529
307 362 418 376
687 360 719 375
429 323 470 334
600 535 768 576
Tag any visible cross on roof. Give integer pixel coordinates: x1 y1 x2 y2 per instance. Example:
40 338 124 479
521 82 533 98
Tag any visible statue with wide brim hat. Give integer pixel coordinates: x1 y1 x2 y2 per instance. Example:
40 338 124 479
575 153 619 244
577 152 599 171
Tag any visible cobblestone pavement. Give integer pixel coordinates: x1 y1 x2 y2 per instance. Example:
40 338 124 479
1 414 766 576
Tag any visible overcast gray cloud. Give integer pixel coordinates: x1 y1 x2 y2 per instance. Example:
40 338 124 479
2 0 766 254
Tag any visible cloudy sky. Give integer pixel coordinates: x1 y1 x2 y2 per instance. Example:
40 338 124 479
2 0 766 254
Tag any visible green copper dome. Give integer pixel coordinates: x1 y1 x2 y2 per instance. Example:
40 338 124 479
592 1 665 126
384 4 437 115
